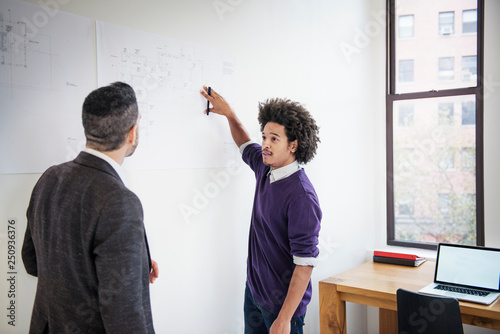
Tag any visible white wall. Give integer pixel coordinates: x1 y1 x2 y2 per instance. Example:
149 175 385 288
483 0 500 250
0 0 498 333
467 1 500 333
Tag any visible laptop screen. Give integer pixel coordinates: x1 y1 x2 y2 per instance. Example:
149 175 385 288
435 244 500 291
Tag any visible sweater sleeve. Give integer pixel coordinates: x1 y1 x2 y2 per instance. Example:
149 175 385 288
241 142 269 176
287 194 321 266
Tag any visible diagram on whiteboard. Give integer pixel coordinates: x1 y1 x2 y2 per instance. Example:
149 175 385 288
0 9 28 67
0 7 51 90
0 0 238 174
97 21 239 170
0 0 95 174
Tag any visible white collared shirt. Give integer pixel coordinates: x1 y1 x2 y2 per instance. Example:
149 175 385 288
267 160 302 183
84 148 127 185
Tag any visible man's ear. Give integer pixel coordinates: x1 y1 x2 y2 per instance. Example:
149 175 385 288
128 124 138 144
289 139 298 154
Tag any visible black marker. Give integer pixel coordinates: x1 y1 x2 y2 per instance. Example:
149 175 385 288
207 86 211 116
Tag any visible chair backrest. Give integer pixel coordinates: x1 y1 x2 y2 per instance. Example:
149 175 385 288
396 288 464 334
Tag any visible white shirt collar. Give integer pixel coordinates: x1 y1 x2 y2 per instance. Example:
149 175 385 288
84 148 127 184
268 160 302 183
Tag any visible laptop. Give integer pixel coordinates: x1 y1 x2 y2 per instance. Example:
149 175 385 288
419 243 500 305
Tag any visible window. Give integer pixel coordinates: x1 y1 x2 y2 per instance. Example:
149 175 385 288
387 0 484 249
399 15 414 38
462 55 477 81
398 104 414 126
438 57 454 81
438 194 452 217
462 101 475 125
439 11 455 35
462 147 475 169
398 196 414 216
438 102 454 125
399 60 414 83
462 194 476 234
463 9 477 33
438 148 455 171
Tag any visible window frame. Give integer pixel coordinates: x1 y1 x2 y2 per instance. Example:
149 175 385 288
386 0 485 250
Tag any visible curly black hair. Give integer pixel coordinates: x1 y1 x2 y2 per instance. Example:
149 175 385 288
258 98 320 164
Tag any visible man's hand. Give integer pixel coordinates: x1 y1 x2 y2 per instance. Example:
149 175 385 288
149 259 159 284
269 316 291 334
269 265 313 333
200 86 234 117
200 85 251 147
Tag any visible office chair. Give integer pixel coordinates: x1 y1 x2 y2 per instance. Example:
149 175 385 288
396 288 464 334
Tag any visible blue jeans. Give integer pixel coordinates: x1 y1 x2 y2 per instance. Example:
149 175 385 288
244 284 305 334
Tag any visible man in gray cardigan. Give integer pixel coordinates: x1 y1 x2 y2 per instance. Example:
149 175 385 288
22 82 158 333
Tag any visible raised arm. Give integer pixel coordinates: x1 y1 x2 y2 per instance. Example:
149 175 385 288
200 86 251 147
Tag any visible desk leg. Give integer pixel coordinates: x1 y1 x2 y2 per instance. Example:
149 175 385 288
319 280 346 334
379 308 397 334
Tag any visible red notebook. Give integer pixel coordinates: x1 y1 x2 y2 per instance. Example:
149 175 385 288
373 250 424 260
373 250 427 267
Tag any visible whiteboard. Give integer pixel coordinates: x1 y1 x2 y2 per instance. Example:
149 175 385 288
96 21 239 170
0 0 239 174
0 0 95 174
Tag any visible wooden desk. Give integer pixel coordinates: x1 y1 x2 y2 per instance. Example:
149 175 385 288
319 261 500 333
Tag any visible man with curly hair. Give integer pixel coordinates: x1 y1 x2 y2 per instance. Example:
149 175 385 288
201 86 321 334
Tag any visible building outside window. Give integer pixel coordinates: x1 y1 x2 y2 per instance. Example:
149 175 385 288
438 148 455 171
438 102 454 125
462 147 475 169
399 15 414 38
438 57 455 81
398 104 414 127
398 196 415 216
398 59 414 83
462 101 476 125
463 9 477 33
439 11 455 35
387 0 483 249
462 55 477 81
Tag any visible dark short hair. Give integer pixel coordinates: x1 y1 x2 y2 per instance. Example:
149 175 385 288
258 98 320 164
82 82 138 152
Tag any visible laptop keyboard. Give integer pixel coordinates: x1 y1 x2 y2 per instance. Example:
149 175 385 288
435 284 490 296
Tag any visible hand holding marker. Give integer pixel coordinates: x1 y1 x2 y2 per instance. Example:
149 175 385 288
201 86 235 118
207 86 211 115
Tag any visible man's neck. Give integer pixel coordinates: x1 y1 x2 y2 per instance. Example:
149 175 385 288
85 146 126 165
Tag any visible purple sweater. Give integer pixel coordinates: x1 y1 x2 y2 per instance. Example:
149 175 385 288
242 143 322 317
